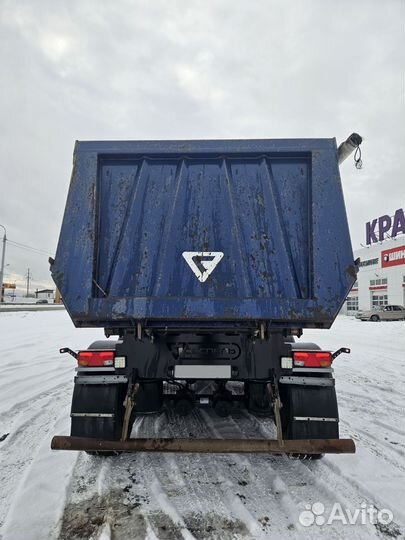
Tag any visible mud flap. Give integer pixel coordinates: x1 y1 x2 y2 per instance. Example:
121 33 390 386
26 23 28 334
280 384 339 440
70 384 127 441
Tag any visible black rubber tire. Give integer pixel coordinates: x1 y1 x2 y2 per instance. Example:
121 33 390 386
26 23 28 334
174 398 194 416
136 381 163 413
85 450 122 457
279 384 339 460
371 315 380 322
70 383 127 442
245 382 273 417
213 398 232 417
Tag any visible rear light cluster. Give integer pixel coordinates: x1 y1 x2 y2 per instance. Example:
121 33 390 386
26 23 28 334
77 351 126 368
281 351 333 369
293 351 332 368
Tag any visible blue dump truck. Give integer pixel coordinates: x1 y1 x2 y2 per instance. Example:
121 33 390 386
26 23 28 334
50 134 362 457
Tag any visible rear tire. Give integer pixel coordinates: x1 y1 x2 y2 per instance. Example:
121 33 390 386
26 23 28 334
136 381 163 413
279 384 339 460
245 382 273 417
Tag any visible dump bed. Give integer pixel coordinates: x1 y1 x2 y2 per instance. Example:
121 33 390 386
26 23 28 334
51 138 357 329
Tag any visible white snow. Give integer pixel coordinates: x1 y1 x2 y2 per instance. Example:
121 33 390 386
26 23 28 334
0 310 404 539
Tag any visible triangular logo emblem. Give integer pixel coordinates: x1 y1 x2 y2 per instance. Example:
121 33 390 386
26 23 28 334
182 251 224 283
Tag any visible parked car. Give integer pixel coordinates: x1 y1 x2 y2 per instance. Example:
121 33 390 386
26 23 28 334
35 299 49 304
356 305 405 321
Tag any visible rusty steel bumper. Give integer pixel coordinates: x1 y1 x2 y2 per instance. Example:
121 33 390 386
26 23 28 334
51 436 355 454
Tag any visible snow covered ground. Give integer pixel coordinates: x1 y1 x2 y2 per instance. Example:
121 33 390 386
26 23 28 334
0 305 65 312
0 310 404 540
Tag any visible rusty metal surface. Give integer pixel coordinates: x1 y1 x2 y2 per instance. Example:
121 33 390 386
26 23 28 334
51 138 356 329
51 435 355 454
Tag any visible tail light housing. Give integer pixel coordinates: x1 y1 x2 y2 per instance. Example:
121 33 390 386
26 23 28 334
293 351 332 368
77 351 114 367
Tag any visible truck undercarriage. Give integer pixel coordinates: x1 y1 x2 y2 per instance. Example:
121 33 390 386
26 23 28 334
52 328 353 457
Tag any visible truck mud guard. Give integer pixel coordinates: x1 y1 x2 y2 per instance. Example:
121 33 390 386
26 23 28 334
51 435 355 455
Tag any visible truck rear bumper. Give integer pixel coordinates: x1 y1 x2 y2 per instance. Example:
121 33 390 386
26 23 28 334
51 435 355 455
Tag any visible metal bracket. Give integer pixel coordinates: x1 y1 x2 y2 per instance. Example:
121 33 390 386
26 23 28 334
267 375 284 448
332 347 351 360
59 347 78 359
260 323 265 341
121 382 139 442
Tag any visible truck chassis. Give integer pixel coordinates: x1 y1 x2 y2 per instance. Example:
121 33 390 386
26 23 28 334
51 329 354 457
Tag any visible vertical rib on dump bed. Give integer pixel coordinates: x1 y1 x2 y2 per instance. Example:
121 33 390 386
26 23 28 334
51 139 356 329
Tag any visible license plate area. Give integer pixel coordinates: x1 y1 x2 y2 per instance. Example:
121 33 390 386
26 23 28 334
174 365 231 379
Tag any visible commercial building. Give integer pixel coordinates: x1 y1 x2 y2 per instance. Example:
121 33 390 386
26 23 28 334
343 208 405 314
35 288 55 301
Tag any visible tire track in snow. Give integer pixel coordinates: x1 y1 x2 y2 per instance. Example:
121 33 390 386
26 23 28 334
149 473 196 540
0 366 72 410
200 409 293 538
0 357 66 378
139 410 248 538
0 386 71 529
0 380 71 425
305 456 405 533
202 410 352 538
238 412 392 539
43 405 405 540
373 418 405 438
338 388 404 417
340 420 405 472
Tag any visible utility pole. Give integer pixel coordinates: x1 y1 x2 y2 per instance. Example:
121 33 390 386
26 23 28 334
0 224 6 303
26 267 31 298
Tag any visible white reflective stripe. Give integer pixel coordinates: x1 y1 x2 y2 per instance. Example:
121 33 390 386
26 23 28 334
71 413 115 418
292 368 334 373
76 367 116 372
174 364 231 379
279 376 334 387
293 416 338 422
74 375 128 384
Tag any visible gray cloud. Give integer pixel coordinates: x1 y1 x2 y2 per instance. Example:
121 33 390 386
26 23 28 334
0 0 404 294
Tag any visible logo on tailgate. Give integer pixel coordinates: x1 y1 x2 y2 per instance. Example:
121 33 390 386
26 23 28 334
182 252 224 283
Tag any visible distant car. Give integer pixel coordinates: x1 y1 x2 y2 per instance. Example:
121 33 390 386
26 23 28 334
355 305 405 322
35 299 49 304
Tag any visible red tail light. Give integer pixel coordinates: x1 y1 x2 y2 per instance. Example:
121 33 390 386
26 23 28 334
77 351 114 367
293 351 332 368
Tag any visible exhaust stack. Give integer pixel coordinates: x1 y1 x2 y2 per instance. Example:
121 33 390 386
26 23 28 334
338 132 363 165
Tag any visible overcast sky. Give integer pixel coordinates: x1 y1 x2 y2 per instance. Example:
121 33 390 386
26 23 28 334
0 0 404 295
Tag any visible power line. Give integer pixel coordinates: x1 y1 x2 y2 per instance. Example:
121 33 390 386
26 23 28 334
7 239 53 256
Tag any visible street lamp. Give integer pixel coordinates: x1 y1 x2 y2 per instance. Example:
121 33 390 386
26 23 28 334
0 224 6 303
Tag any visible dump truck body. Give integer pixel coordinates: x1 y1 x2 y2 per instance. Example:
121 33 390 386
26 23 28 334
52 138 356 331
51 135 361 456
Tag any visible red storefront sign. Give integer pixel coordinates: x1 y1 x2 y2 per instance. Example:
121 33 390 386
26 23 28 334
381 245 405 268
